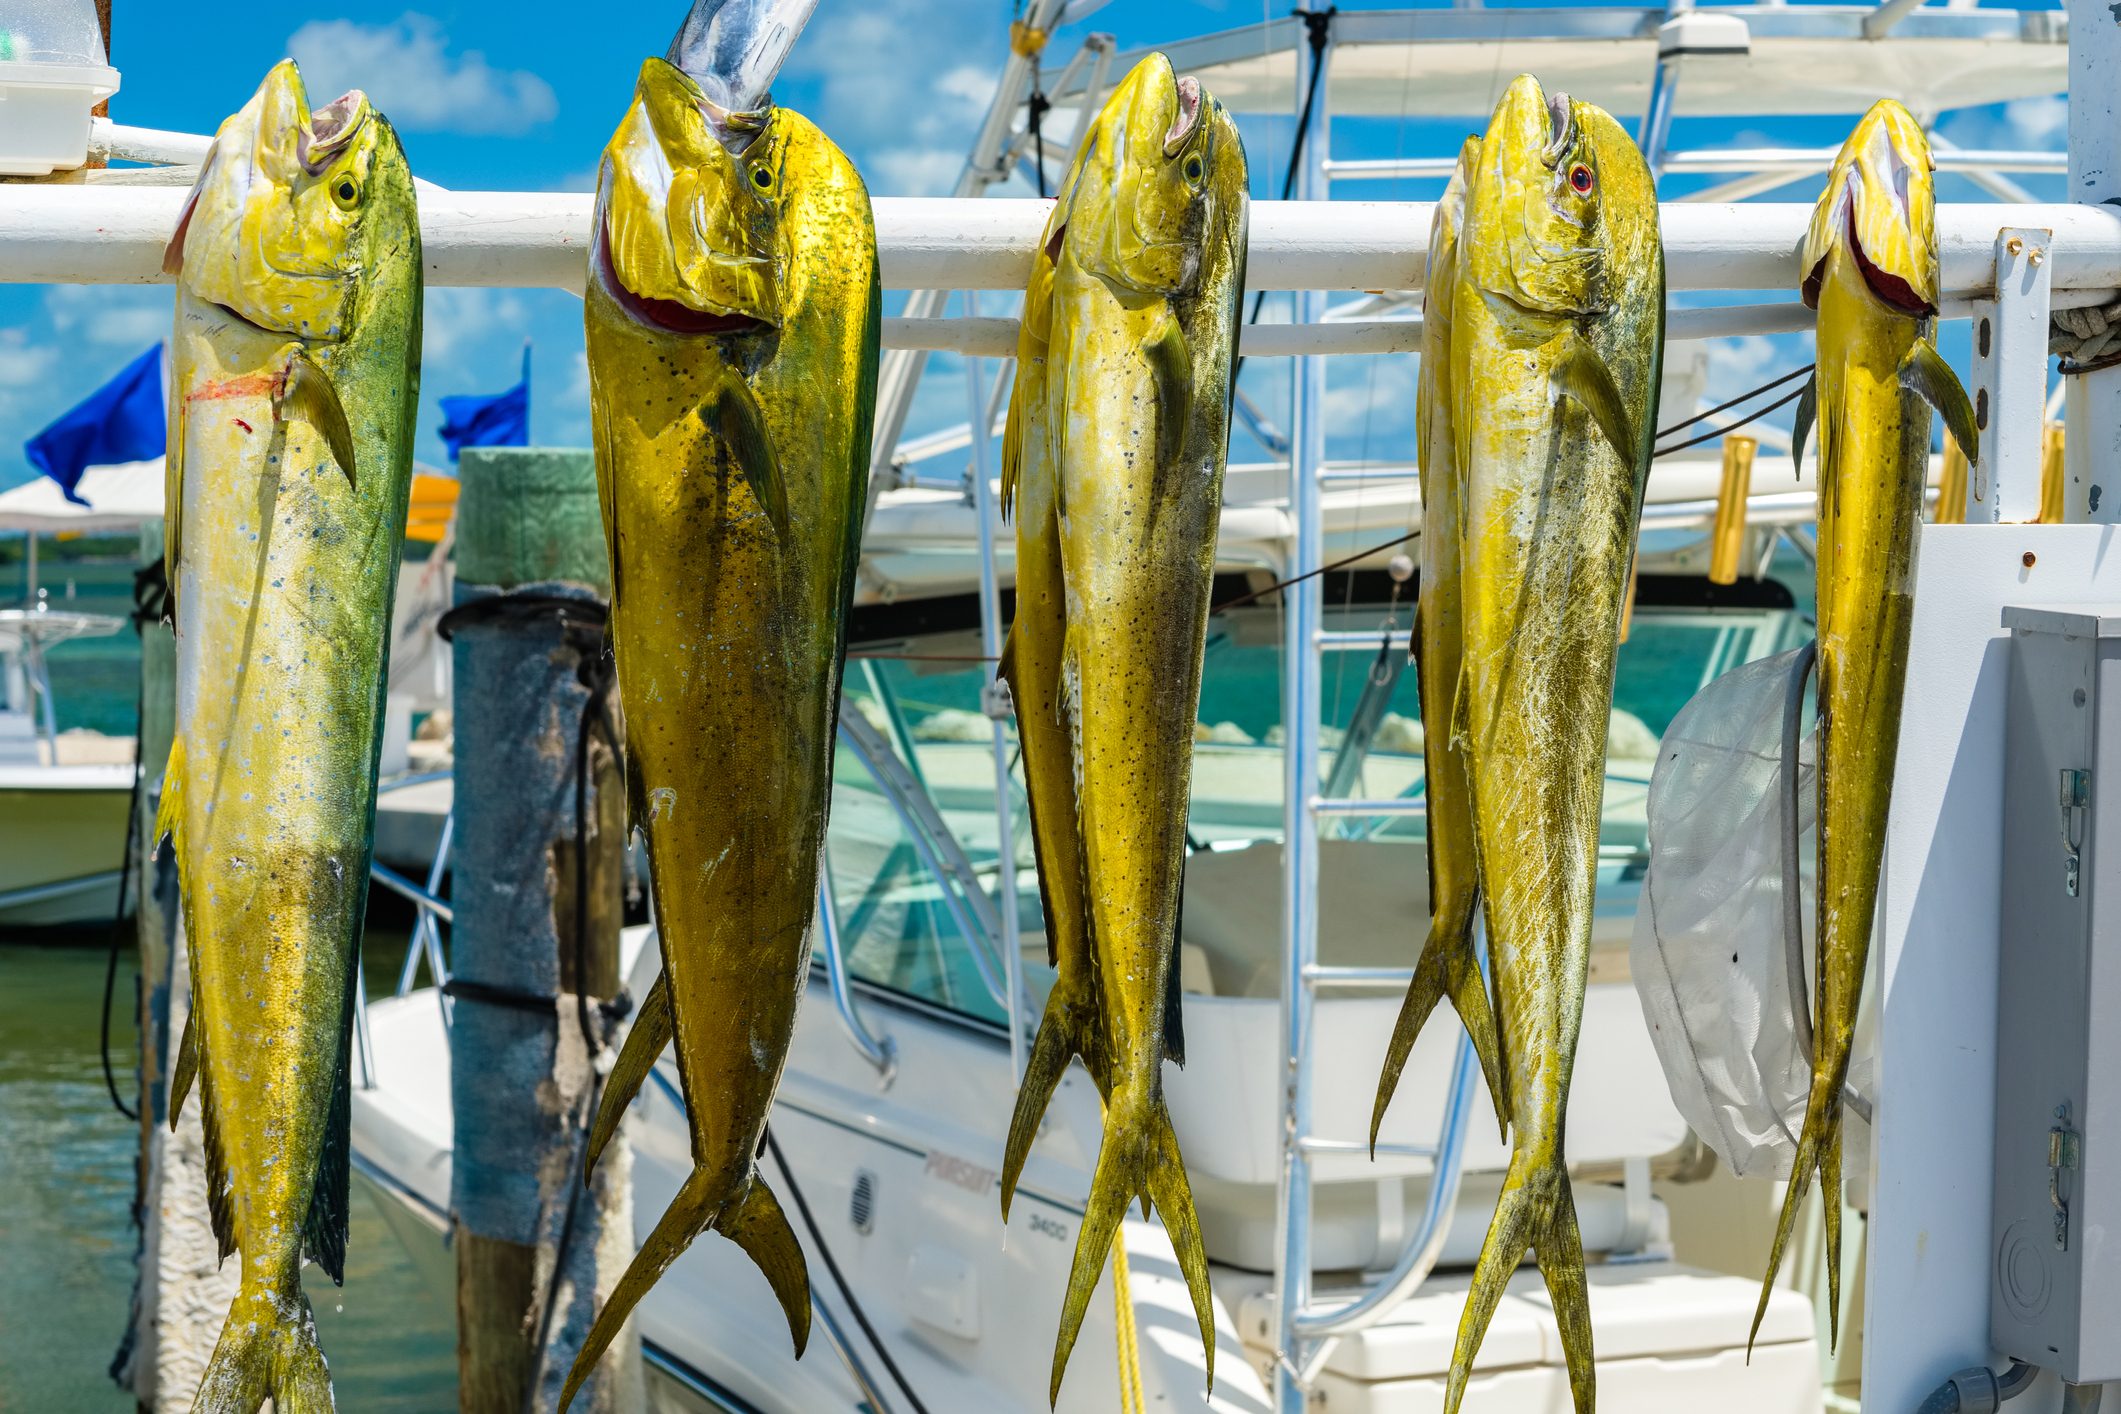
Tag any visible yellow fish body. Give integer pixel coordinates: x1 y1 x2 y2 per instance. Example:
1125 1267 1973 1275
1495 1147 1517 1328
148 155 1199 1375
1447 76 1663 1414
159 59 421 1414
1752 98 1976 1350
994 52 1247 1403
1372 134 1510 1149
566 53 880 1410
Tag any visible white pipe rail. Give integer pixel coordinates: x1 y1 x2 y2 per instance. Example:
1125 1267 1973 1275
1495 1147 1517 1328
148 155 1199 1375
8 188 2120 298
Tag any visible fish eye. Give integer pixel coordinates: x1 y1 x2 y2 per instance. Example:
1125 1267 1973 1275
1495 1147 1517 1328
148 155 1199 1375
331 177 359 210
1569 164 1594 196
1184 155 1203 181
750 166 772 190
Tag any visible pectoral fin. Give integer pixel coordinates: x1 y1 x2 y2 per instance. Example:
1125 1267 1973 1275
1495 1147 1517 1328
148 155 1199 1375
1552 337 1635 463
703 374 786 538
1901 340 1980 470
276 348 357 490
1791 374 1819 480
1142 311 1195 470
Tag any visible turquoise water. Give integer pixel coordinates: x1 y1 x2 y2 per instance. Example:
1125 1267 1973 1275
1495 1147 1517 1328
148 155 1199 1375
2 555 144 738
0 935 459 1410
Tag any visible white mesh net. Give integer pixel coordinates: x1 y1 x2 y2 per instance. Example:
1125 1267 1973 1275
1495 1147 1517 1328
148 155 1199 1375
1631 645 1818 1180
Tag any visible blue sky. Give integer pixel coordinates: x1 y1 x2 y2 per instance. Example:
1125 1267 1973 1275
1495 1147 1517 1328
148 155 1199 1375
0 0 2071 489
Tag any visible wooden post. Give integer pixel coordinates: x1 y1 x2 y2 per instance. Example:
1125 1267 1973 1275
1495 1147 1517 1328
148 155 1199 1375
449 448 640 1414
118 522 239 1411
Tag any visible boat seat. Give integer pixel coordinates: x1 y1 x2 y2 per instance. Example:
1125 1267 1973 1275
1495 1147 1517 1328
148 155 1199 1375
1180 840 1427 999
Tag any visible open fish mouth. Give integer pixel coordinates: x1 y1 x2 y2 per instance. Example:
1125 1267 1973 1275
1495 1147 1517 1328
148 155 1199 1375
1540 88 1574 168
1163 74 1203 156
1806 166 1931 317
596 237 774 336
300 91 369 172
1844 196 1930 316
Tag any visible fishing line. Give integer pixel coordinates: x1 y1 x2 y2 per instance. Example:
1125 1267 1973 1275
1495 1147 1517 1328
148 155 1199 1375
763 1125 934 1414
1656 362 1815 440
1235 7 1335 376
1212 527 1422 617
1653 385 1808 459
99 558 165 1123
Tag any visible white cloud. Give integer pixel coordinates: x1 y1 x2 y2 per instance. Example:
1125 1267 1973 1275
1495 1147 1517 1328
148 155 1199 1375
43 285 172 350
286 14 557 136
422 287 530 365
788 1 1009 196
2004 95 2067 146
0 330 56 388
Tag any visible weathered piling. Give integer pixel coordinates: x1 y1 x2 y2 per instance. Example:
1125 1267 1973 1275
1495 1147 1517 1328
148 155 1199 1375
117 521 239 1411
447 448 641 1413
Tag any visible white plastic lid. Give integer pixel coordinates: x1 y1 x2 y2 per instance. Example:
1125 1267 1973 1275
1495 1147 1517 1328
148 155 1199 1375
0 0 107 66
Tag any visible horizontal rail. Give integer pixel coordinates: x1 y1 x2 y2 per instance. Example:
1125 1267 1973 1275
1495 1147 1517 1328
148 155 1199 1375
1327 147 2068 182
1313 628 1405 650
1297 1136 1436 1158
6 189 2121 296
1310 796 1426 817
370 860 455 922
1303 963 1417 991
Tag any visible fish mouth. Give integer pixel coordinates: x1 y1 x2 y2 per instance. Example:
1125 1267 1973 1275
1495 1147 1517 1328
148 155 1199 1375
596 237 774 336
1541 89 1575 169
1163 75 1204 157
1806 167 1931 317
300 91 370 173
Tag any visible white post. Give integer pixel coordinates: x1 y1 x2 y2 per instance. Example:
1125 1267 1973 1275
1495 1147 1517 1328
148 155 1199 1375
1273 19 1331 1412
962 292 1026 1082
1968 228 2054 522
2066 0 2121 522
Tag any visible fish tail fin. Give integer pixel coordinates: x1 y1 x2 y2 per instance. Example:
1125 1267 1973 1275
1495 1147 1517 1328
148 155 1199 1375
585 970 671 1179
1371 893 1508 1151
1001 977 1100 1222
1050 1088 1216 1405
1445 1148 1592 1414
154 736 185 858
190 1280 334 1414
559 1165 809 1413
1751 1081 1842 1357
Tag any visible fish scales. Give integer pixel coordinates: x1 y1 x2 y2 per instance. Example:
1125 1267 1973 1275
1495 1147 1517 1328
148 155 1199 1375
1372 135 1511 1151
563 45 879 1411
1444 76 1662 1414
159 60 421 1414
1752 98 1976 1352
993 52 1247 1405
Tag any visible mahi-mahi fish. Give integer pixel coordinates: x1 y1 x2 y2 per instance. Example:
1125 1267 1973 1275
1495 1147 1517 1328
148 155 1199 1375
563 4 879 1406
991 52 1247 1404
1751 98 1977 1352
1372 135 1511 1150
157 59 421 1414
1446 76 1663 1414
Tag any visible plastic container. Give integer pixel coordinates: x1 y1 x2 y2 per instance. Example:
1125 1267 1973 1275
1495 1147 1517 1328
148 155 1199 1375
0 0 120 177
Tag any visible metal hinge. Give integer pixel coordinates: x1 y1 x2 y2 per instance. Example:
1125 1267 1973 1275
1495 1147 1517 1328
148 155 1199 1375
2051 1103 2082 1251
2060 768 2091 897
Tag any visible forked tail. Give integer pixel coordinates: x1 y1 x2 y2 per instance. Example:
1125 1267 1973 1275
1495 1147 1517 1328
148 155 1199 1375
190 1280 335 1414
1000 976 1104 1221
558 1165 810 1412
1371 890 1508 1152
1049 1087 1214 1407
1751 1074 1846 1355
1444 1147 1593 1414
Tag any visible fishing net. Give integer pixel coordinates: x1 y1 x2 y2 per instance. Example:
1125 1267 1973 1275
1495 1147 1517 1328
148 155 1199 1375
1631 645 1819 1181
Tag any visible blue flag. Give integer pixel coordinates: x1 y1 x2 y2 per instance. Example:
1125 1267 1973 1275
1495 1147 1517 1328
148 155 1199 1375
437 346 531 462
24 343 166 506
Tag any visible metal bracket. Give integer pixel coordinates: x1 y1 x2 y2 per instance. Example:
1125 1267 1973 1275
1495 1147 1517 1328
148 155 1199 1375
2061 767 2091 896
2051 1103 2081 1251
1971 228 2056 520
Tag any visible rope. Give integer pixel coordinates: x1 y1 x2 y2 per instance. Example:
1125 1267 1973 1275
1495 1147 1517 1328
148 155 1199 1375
1112 1231 1147 1414
99 558 166 1123
1653 385 1810 459
2054 297 2121 374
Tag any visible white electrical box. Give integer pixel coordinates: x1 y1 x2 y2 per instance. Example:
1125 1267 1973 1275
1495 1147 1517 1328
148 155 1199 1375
1991 605 2121 1383
0 0 119 177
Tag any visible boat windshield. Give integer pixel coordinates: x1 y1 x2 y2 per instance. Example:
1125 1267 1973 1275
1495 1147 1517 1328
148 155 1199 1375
821 583 1808 1027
